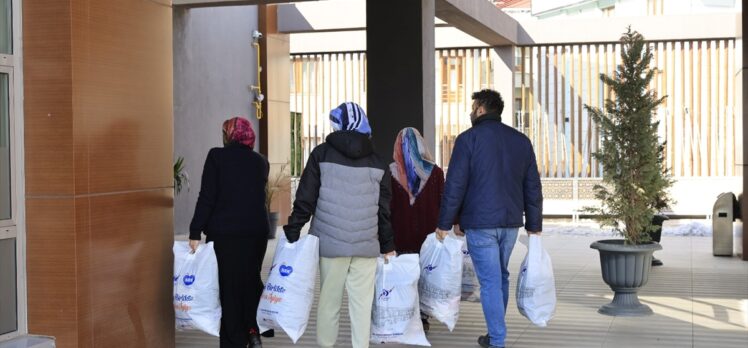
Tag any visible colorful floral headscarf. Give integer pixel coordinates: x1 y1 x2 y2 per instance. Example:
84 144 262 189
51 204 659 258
222 116 256 149
390 127 435 205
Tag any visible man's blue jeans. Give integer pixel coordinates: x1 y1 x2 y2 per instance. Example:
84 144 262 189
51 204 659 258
466 228 519 348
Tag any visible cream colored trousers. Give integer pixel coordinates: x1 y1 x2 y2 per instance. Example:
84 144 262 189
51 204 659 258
317 256 377 348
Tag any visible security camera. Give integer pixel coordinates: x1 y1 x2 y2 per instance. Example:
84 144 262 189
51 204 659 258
252 30 263 41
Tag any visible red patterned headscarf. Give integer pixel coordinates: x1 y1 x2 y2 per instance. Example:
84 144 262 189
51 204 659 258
222 117 256 149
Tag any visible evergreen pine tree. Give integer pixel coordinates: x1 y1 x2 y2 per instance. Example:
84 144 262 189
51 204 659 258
584 28 673 245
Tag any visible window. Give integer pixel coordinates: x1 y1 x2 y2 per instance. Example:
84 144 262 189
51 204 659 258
290 112 303 177
0 235 16 335
647 0 663 16
0 72 9 220
0 0 19 340
291 57 302 94
0 69 16 338
441 57 464 102
479 58 492 89
602 6 614 17
0 0 10 54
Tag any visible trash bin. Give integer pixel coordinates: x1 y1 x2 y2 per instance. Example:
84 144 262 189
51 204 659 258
735 193 743 257
712 192 736 256
734 221 743 257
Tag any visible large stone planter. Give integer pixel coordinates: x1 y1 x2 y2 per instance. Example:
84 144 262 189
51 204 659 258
590 239 662 316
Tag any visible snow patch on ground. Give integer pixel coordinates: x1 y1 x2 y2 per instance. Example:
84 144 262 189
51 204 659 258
663 221 712 237
542 220 714 237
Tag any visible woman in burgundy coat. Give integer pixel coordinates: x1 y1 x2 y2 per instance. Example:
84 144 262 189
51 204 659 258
389 127 445 332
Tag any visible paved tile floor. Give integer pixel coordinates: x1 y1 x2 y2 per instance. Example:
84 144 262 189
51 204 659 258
176 231 748 348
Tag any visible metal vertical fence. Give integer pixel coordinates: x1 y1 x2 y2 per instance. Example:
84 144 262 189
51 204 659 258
516 39 741 178
290 52 367 176
291 40 741 178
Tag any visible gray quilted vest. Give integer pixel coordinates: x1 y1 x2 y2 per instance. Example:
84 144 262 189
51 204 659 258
310 162 384 257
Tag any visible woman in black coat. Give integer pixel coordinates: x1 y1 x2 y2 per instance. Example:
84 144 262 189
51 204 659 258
189 117 269 348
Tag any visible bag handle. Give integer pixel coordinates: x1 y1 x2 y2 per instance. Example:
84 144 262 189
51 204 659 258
282 235 298 249
175 246 198 282
426 234 443 268
527 235 543 276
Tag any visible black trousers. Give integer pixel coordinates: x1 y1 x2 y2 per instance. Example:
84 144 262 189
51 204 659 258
650 215 667 243
211 235 268 348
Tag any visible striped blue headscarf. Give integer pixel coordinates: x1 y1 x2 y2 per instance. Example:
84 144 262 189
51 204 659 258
329 102 372 135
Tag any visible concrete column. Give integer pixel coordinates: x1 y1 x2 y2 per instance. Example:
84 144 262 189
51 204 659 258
366 0 436 160
493 46 516 126
741 0 747 261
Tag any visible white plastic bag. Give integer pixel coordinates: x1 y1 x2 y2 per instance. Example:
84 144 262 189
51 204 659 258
418 233 463 331
371 254 430 346
452 233 480 302
516 235 556 327
257 235 319 343
173 241 222 337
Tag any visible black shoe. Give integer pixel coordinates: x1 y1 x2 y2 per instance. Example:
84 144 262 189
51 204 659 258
652 258 663 266
249 333 262 348
260 329 274 338
478 334 504 348
421 318 430 333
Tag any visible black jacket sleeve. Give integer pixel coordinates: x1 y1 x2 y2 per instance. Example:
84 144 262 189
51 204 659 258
523 146 543 232
189 149 219 240
283 147 322 242
377 166 396 254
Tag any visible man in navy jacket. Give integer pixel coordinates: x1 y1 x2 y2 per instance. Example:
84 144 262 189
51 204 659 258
436 89 543 348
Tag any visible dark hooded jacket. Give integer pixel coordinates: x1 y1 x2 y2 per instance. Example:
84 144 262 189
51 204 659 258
284 131 396 257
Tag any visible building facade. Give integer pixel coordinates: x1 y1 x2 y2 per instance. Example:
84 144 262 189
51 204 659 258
2 0 175 346
0 0 745 347
288 0 743 217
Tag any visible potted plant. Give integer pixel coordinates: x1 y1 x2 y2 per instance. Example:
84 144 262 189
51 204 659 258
174 156 189 195
584 28 674 316
265 163 290 239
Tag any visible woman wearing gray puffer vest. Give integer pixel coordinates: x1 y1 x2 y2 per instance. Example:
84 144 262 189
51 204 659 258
283 102 397 348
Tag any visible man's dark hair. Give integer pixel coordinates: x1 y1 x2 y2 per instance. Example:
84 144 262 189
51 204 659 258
471 89 504 115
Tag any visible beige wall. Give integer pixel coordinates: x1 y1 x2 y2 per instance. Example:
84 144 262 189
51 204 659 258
172 5 262 237
263 5 292 225
518 14 740 44
23 0 174 346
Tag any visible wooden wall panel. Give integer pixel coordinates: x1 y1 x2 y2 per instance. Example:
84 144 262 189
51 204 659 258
75 197 94 348
24 0 175 347
23 0 74 196
25 198 77 347
87 190 174 348
72 0 173 194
